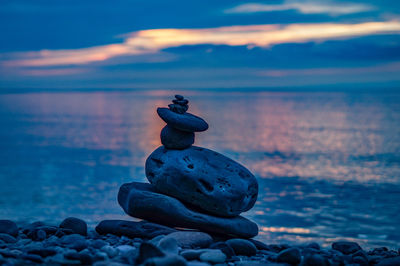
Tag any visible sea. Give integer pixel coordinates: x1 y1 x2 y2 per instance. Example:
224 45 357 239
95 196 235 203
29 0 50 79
0 90 399 249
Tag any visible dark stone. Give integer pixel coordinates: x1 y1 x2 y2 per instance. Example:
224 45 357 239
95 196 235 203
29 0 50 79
209 242 235 258
353 255 368 265
60 234 88 251
0 220 18 237
173 99 189 105
64 251 80 260
90 239 108 249
145 146 258 217
376 256 400 266
157 107 208 132
60 217 87 236
175 95 184 100
0 233 17 243
36 229 46 241
136 242 165 265
118 182 258 238
143 254 187 266
306 242 320 250
27 248 57 257
249 239 270 250
163 231 213 249
95 220 177 239
168 104 188 114
22 254 43 263
303 254 329 266
226 238 257 256
332 241 362 255
277 247 301 265
161 125 194 150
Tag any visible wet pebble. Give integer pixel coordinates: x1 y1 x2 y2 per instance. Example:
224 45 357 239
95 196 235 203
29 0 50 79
277 247 301 265
332 241 362 255
60 217 88 236
199 249 227 264
226 238 257 256
0 220 18 237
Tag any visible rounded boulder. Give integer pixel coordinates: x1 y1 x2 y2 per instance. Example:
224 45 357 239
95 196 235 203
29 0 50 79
145 146 258 217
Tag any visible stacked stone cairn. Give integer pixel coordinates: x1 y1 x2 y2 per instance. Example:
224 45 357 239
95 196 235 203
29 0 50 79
117 95 259 239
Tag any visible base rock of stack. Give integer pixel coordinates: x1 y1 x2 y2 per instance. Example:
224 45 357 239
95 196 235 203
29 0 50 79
145 146 258 217
118 182 258 238
161 125 194 150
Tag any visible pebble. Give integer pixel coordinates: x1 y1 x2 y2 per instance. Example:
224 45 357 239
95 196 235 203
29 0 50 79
100 245 119 258
60 217 88 236
226 238 257 256
181 249 207 260
303 254 329 266
163 231 213 249
158 236 179 254
116 245 135 254
136 242 165 265
0 233 17 244
143 254 187 266
376 256 400 266
209 242 235 258
36 229 47 241
332 241 362 255
22 253 43 263
199 250 227 264
277 247 301 265
0 220 18 237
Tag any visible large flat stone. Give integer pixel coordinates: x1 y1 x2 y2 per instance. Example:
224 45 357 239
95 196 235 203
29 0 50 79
145 146 258 217
157 108 208 132
95 220 177 239
118 182 258 238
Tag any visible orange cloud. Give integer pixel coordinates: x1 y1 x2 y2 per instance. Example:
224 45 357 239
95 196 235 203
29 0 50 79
2 20 400 67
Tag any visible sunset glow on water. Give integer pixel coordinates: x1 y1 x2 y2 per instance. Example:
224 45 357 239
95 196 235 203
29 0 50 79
0 90 399 248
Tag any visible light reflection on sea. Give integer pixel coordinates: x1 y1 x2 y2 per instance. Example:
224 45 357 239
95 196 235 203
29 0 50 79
0 90 399 249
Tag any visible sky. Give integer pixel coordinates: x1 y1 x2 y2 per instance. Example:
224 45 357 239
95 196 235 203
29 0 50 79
0 0 399 91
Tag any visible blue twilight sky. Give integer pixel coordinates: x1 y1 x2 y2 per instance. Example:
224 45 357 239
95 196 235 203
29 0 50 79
0 0 400 90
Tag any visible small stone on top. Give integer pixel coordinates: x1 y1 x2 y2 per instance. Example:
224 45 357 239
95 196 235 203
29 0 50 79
175 94 184 100
168 95 189 114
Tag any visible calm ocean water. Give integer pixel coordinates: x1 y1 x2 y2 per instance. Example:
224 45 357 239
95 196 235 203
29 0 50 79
0 90 399 249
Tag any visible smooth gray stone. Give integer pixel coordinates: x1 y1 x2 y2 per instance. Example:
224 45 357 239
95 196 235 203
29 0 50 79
60 217 87 236
118 182 258 238
161 125 194 150
199 250 226 264
332 241 362 255
226 238 257 256
136 242 165 265
158 237 179 254
95 220 177 239
277 247 301 265
0 220 18 237
144 254 187 266
145 146 258 217
0 233 17 243
157 108 208 132
164 231 213 249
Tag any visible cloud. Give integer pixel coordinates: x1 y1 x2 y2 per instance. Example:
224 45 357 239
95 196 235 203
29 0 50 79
2 20 400 67
224 1 374 16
